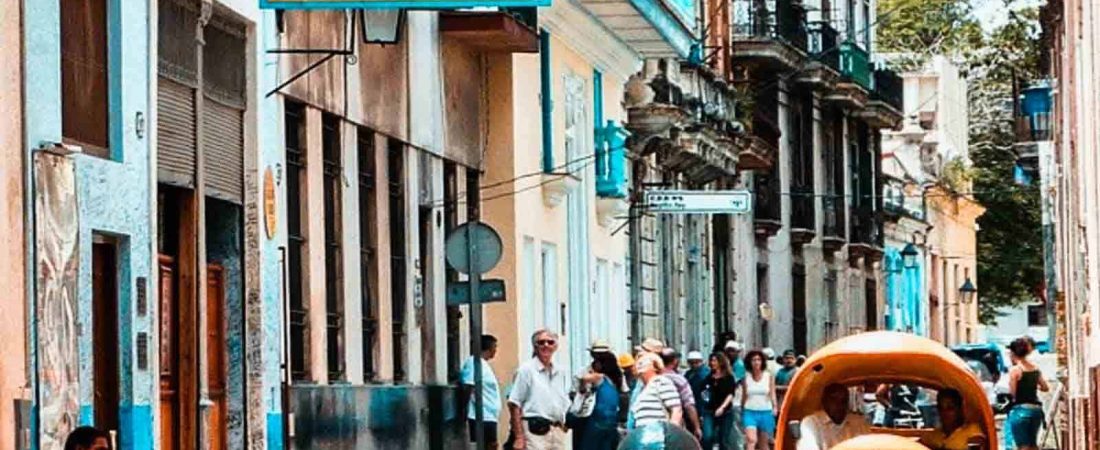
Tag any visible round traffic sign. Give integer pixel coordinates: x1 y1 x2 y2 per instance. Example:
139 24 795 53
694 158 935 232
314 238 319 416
444 221 503 275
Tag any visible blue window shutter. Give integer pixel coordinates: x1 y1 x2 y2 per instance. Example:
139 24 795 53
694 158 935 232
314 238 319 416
593 70 605 179
540 30 553 173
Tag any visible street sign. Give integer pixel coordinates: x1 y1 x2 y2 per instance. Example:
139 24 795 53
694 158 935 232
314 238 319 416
261 0 549 9
644 190 752 214
445 222 503 275
446 279 507 305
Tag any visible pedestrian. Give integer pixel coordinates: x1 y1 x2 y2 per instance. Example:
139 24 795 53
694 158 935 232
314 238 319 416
461 335 502 449
1005 337 1049 450
65 426 111 450
617 353 637 427
723 341 746 383
572 340 624 450
640 337 664 355
762 348 782 376
684 351 711 409
701 352 742 450
795 384 871 450
775 350 798 405
741 350 778 450
508 329 570 450
629 353 682 428
660 348 703 440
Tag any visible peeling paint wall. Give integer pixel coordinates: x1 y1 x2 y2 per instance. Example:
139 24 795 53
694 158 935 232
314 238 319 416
206 199 245 450
24 0 156 447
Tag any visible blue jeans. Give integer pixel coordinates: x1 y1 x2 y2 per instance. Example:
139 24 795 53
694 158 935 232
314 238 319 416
702 409 742 450
1008 404 1044 447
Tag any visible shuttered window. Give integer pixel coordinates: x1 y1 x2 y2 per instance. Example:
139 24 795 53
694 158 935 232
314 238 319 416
322 114 344 382
61 0 110 158
156 0 246 203
157 0 198 185
358 128 378 382
285 102 309 382
202 19 246 204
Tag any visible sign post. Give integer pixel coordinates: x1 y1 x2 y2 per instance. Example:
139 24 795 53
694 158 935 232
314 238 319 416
445 221 503 450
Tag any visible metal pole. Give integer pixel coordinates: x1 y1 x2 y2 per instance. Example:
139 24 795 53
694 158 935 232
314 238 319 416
468 222 485 450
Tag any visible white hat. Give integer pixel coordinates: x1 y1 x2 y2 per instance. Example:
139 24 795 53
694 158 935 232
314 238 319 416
724 341 743 351
762 348 776 358
686 351 704 361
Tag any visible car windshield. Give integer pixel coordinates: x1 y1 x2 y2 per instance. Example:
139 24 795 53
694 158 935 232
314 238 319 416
965 360 995 383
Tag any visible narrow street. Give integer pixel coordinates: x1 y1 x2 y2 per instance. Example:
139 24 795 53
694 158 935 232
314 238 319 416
0 0 1095 448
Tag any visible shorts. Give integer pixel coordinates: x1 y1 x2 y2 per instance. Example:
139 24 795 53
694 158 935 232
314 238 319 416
1007 404 1044 447
467 419 499 445
741 409 776 435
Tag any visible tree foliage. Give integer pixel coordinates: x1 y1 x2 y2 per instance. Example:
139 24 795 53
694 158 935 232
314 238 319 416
876 0 1044 324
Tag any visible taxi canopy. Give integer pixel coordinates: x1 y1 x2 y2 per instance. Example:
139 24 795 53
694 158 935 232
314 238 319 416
775 332 996 449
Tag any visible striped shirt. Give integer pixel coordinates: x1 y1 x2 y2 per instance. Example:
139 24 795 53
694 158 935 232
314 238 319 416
631 375 682 427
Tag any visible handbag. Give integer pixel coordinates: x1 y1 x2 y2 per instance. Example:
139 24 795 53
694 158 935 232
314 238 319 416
569 386 597 418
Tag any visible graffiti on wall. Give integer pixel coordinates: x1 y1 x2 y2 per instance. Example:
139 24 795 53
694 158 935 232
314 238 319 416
34 151 80 449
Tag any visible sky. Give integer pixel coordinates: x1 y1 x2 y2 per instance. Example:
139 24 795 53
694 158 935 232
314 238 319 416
972 0 1043 32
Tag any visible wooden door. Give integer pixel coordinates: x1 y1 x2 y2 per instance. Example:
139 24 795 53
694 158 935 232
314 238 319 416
207 264 227 450
159 255 179 450
93 242 120 432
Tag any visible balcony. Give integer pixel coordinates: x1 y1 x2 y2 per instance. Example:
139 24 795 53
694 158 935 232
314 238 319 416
440 9 539 53
822 194 845 253
797 21 842 89
848 205 883 263
790 185 816 245
736 134 777 170
754 173 782 239
596 121 630 199
826 41 870 109
857 66 905 128
731 0 809 72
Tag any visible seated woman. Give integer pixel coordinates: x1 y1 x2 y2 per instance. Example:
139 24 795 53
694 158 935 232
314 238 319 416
919 388 986 450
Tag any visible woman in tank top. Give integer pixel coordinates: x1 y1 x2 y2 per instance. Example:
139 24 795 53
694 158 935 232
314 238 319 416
741 350 778 450
1006 337 1049 450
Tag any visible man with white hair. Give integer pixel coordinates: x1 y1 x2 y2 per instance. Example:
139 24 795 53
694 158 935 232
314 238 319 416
508 329 570 449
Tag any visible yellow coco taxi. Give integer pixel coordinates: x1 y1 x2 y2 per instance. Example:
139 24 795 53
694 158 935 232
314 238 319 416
775 332 997 450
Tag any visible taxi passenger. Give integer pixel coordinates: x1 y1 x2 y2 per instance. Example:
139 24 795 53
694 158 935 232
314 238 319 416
796 384 871 450
920 388 986 450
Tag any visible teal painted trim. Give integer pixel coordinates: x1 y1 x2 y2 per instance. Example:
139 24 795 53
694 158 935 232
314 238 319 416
79 405 93 426
593 70 605 178
119 404 153 450
629 0 694 58
268 413 285 450
260 0 549 9
540 29 553 173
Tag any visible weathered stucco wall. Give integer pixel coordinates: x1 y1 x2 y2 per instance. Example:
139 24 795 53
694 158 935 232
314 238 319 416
0 0 27 447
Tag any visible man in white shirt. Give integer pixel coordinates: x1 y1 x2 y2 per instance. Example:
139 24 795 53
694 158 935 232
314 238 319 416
508 329 570 450
461 335 502 449
797 384 872 450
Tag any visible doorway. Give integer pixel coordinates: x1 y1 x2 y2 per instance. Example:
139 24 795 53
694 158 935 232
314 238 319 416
92 239 119 433
792 264 807 356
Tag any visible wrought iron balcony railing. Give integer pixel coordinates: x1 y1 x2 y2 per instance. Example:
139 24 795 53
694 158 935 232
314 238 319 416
850 205 881 247
754 173 781 224
839 41 871 90
823 194 845 238
791 185 815 231
732 0 808 52
807 21 840 72
872 67 904 111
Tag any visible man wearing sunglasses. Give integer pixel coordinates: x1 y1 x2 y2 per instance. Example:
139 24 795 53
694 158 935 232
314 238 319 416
508 329 570 449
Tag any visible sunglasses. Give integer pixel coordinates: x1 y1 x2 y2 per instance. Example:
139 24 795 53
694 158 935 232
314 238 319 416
537 339 557 346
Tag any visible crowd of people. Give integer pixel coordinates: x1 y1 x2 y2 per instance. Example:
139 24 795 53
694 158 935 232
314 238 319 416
463 329 809 450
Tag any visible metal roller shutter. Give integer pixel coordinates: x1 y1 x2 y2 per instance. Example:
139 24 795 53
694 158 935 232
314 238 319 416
158 78 197 187
202 98 244 204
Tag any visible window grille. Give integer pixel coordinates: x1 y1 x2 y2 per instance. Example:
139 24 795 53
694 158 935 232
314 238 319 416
322 114 344 382
285 102 309 382
358 128 378 381
388 140 408 382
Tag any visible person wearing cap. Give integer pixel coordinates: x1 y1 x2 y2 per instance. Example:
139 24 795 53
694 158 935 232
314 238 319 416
684 351 710 410
572 339 625 450
762 348 782 377
776 350 799 405
619 353 638 393
660 348 702 440
508 329 570 450
723 341 747 383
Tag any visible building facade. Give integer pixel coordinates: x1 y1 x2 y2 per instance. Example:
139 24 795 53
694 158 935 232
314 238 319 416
2 0 29 447
881 56 984 344
1039 0 1100 446
722 0 904 355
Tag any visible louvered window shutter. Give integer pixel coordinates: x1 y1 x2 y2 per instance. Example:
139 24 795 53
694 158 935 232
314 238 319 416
201 18 246 204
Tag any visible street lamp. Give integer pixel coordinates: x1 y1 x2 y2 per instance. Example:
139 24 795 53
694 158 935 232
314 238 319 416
901 243 919 269
360 10 404 45
959 278 977 304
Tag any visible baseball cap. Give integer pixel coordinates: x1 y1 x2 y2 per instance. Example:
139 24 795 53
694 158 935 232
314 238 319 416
724 340 743 351
782 349 797 358
618 353 636 369
589 339 612 353
686 351 704 361
762 348 776 358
